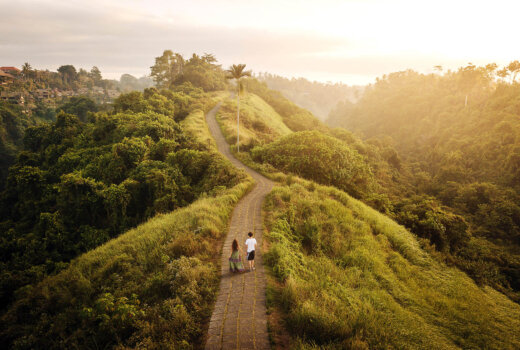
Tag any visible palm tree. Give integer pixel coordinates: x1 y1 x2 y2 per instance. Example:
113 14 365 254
226 64 251 152
22 62 32 81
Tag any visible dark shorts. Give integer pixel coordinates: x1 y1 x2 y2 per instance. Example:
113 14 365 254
247 250 255 261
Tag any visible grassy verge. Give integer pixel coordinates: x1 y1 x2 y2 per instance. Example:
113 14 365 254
1 105 254 349
263 178 520 349
216 92 291 150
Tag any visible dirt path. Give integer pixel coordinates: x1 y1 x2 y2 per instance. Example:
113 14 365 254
205 103 273 350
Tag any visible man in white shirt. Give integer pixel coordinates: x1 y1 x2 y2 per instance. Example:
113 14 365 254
245 231 257 271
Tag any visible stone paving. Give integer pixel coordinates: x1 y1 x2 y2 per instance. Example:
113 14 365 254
205 103 273 350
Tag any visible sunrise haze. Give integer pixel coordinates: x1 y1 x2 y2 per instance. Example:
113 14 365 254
2 0 520 84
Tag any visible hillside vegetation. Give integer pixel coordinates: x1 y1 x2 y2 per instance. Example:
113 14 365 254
0 86 239 309
327 65 520 301
243 78 326 132
1 178 252 349
212 87 520 348
258 72 363 120
0 101 58 188
264 178 520 349
216 92 292 149
0 95 254 348
251 130 374 198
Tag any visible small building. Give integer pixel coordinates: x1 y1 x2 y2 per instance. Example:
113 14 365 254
34 88 54 99
0 91 25 105
0 70 14 85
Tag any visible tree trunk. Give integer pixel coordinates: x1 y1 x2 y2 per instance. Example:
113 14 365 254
237 88 240 152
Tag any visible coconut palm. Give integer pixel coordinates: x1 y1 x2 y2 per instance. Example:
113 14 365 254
22 62 32 81
226 64 251 152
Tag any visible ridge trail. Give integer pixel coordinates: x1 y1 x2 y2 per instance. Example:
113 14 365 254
205 103 273 350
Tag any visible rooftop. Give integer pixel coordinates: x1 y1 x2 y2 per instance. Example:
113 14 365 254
0 70 15 78
0 67 21 72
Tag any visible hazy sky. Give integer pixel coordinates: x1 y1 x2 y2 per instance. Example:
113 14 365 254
1 0 520 85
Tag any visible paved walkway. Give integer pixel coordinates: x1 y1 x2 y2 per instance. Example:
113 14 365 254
205 103 273 350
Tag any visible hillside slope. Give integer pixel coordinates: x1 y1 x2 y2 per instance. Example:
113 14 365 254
326 68 520 301
213 91 520 348
264 178 520 349
217 92 292 149
0 104 254 349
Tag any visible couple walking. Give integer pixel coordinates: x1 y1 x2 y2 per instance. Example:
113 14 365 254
229 232 257 273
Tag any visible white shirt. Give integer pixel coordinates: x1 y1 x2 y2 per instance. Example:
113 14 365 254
245 238 257 253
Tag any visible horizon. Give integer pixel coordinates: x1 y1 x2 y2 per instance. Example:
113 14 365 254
2 0 520 86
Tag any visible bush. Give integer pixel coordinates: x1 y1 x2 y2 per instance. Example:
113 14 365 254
253 130 374 198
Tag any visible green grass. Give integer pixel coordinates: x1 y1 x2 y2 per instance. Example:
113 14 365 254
209 90 520 348
216 92 292 149
1 106 254 349
180 91 229 150
181 108 218 152
263 178 520 349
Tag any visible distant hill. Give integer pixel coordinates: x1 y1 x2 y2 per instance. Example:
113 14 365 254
257 72 363 120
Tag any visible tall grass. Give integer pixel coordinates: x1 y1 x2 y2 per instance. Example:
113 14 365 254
263 179 520 349
216 92 292 149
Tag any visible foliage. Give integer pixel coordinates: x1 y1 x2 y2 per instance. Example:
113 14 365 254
0 178 253 349
264 180 520 349
0 90 243 313
393 196 470 253
119 74 154 92
252 130 374 198
0 101 47 188
327 65 520 300
57 96 97 122
150 51 226 91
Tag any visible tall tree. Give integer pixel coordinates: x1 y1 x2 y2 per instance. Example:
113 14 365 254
202 53 217 64
226 64 251 152
150 50 184 88
57 65 78 85
507 60 520 83
90 66 103 86
497 67 509 81
21 62 32 81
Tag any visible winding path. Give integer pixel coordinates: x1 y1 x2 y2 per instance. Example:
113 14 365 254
205 103 273 350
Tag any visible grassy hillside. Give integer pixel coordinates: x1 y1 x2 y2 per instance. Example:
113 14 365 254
243 78 326 132
263 177 520 349
217 91 406 214
216 92 292 149
213 88 520 348
326 67 520 301
0 103 254 349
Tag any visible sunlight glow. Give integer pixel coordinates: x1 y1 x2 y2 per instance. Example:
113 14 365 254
3 0 520 84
